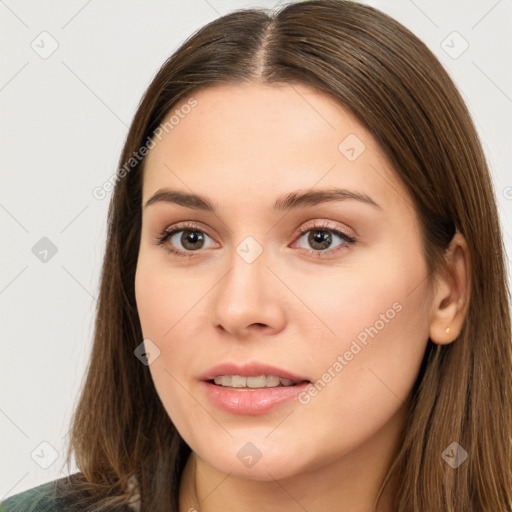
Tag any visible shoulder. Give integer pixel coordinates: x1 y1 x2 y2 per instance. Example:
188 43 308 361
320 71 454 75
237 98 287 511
0 474 67 512
0 473 137 512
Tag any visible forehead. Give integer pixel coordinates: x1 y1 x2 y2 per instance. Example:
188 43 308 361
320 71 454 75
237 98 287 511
141 82 414 219
146 82 367 168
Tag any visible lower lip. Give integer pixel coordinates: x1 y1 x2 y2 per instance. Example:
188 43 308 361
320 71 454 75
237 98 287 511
201 380 312 415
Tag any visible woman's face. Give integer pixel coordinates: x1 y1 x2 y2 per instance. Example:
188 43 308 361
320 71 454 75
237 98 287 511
135 82 433 481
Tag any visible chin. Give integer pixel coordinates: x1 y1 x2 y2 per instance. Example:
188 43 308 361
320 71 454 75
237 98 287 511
194 438 314 482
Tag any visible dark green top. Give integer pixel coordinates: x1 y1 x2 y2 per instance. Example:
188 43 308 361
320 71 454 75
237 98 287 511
0 473 135 512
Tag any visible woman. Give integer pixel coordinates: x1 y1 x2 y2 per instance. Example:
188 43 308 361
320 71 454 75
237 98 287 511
2 0 510 511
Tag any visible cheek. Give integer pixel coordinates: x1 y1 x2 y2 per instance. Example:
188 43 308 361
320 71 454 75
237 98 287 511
296 254 431 429
135 255 201 341
135 266 206 385
134 259 207 423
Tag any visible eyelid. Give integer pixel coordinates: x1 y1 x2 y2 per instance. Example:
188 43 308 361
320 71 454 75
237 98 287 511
294 219 357 240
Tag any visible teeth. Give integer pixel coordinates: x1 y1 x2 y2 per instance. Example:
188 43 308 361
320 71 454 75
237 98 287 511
212 375 299 388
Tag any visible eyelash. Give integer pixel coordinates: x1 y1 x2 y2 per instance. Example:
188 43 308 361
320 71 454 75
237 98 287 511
152 220 356 259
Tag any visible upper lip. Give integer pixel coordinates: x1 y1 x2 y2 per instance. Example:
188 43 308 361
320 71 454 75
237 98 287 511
199 362 311 383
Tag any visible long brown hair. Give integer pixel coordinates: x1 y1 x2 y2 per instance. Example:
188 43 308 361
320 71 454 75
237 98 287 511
58 1 512 510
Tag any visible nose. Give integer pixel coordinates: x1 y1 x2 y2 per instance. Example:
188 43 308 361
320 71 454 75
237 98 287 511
209 250 287 339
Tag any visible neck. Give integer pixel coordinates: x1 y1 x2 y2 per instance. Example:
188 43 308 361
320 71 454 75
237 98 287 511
179 401 407 512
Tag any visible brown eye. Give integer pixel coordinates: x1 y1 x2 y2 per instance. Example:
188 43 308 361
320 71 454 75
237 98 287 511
176 230 206 251
154 222 216 257
294 225 356 256
305 229 334 251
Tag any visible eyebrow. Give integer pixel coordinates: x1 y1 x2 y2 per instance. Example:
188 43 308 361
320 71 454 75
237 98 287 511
143 187 381 212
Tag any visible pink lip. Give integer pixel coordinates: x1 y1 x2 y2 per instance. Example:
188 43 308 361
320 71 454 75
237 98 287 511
198 361 312 415
199 361 310 382
200 381 312 415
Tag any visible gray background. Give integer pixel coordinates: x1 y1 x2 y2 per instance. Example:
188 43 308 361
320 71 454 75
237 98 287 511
1 0 511 499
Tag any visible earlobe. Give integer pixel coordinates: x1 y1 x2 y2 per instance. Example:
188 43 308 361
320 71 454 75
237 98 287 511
429 232 471 345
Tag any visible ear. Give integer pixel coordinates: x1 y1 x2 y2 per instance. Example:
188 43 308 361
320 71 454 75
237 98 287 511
429 231 471 345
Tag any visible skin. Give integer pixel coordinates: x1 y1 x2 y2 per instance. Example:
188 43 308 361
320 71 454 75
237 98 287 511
134 82 470 512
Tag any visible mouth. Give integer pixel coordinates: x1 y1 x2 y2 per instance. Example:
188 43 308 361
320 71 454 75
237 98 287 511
208 375 311 389
200 361 311 389
199 362 312 414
